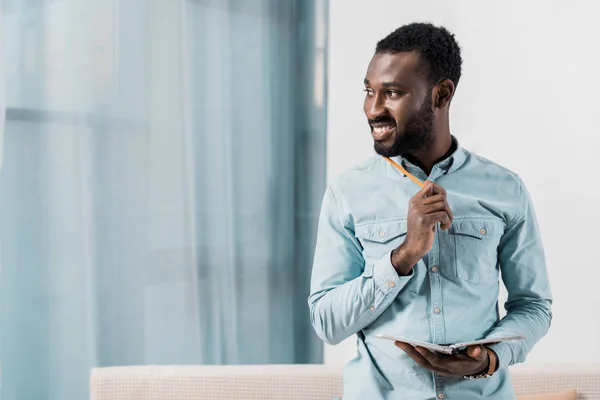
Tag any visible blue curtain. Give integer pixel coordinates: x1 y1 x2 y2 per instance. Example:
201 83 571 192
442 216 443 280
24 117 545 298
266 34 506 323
0 0 328 398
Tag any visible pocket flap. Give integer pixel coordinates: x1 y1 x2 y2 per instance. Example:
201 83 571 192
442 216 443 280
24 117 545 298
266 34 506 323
355 219 407 243
452 218 504 239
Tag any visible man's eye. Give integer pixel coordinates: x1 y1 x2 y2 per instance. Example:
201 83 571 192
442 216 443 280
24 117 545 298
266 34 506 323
364 88 374 95
387 90 401 97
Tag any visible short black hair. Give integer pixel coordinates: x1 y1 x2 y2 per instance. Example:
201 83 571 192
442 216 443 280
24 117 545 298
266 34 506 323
376 22 462 88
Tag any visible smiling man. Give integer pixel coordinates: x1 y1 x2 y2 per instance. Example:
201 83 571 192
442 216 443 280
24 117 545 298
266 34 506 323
308 23 552 399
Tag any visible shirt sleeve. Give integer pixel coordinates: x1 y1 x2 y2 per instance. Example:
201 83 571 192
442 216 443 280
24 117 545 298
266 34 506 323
308 186 414 345
487 177 553 368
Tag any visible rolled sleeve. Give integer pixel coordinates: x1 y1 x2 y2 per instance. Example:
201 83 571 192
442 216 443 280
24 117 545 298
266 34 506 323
488 342 513 370
367 250 413 297
309 187 414 345
485 177 552 369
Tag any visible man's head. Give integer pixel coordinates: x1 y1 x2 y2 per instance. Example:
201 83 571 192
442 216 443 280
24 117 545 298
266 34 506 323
364 23 462 157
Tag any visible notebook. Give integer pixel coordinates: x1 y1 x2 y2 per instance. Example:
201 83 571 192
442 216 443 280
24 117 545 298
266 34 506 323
376 333 526 355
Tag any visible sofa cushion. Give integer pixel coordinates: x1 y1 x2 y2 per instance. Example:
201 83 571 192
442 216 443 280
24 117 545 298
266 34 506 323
90 364 600 400
517 389 577 400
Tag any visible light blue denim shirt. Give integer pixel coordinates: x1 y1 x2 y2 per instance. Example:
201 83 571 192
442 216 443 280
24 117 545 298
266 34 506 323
308 142 552 400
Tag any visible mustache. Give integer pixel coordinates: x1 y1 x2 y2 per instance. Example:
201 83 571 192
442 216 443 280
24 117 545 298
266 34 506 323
369 116 395 126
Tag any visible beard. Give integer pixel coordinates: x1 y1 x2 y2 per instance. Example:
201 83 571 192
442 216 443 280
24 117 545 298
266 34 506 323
373 95 435 158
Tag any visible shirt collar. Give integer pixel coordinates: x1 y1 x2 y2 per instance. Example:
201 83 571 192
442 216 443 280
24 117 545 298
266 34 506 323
389 135 468 177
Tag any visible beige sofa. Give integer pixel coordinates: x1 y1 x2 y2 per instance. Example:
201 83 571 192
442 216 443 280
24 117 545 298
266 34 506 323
90 364 600 399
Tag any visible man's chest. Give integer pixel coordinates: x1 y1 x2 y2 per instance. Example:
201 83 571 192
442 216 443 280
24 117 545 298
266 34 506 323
345 181 510 287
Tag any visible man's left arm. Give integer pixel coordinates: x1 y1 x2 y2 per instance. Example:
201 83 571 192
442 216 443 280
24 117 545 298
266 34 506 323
487 177 553 369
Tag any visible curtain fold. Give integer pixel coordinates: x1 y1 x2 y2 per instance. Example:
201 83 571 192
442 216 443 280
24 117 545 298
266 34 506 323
0 0 328 398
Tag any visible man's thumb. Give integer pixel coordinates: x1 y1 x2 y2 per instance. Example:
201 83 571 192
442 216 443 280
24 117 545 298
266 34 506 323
467 345 485 359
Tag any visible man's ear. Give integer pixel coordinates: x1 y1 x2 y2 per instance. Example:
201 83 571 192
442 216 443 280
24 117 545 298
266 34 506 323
434 79 455 109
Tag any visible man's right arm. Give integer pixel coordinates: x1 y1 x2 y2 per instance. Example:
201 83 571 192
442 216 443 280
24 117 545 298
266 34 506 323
308 186 415 345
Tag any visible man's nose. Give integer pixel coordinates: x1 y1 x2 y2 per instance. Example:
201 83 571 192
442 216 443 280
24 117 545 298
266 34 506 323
366 94 387 119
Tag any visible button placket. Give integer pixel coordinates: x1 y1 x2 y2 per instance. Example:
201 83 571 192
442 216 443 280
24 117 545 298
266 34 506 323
431 230 447 396
430 227 446 347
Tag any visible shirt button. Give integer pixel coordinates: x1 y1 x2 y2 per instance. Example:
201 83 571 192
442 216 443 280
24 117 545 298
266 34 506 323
480 228 487 235
438 393 445 399
431 266 439 273
369 306 375 311
388 281 396 288
379 231 385 238
434 307 441 314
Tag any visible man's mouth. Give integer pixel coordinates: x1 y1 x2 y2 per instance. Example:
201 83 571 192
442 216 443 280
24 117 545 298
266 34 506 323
371 124 396 141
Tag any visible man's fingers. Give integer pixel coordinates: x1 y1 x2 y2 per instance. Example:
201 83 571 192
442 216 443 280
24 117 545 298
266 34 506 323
396 343 434 369
422 201 446 213
411 347 453 376
417 190 453 230
414 181 446 199
424 211 452 230
439 203 453 229
396 343 489 377
421 201 454 225
413 347 452 370
413 181 434 200
413 184 453 229
426 182 446 196
421 193 445 205
395 342 448 375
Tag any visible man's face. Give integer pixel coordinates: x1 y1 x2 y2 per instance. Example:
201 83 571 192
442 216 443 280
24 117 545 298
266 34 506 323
363 52 435 157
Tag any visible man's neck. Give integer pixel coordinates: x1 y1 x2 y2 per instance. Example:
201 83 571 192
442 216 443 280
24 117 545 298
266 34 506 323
403 133 454 176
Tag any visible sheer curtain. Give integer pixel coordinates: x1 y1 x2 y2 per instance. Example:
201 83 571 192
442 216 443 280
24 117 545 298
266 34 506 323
0 10 4 170
0 0 328 398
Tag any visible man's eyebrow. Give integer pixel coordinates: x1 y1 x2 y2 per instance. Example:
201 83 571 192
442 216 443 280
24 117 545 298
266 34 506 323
363 79 404 88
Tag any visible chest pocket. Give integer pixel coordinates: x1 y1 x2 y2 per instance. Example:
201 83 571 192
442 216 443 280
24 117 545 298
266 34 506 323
451 218 504 285
355 219 407 265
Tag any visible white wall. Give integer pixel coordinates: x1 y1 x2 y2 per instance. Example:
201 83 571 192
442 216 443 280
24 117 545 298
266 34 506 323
325 0 600 365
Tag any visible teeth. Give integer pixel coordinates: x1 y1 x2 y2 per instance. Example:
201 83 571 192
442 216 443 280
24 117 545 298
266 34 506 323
373 126 394 133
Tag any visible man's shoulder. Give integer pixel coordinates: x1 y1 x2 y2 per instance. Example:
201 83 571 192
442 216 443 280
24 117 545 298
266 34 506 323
329 155 385 190
464 149 522 184
346 154 383 172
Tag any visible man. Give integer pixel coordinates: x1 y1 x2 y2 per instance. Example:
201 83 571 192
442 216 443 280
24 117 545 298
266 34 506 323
308 23 552 399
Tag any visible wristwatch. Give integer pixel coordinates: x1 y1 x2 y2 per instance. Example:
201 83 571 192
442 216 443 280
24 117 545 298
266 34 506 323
463 347 498 380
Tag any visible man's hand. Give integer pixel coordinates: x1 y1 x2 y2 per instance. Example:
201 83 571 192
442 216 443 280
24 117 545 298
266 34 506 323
395 342 489 377
391 181 453 275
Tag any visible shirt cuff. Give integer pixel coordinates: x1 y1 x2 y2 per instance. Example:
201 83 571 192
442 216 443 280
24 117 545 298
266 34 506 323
369 250 413 295
488 341 513 370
